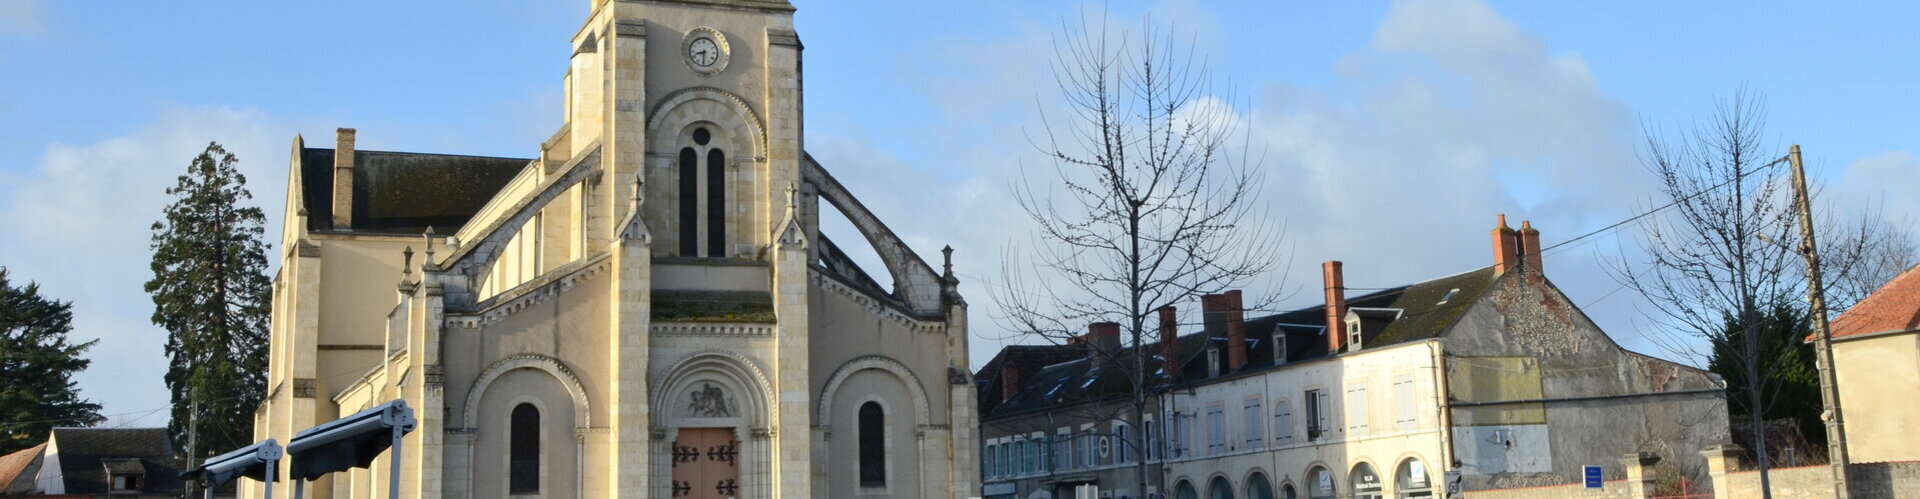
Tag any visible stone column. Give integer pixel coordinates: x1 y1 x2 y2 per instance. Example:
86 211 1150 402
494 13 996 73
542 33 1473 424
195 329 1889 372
753 427 776 499
1620 452 1661 499
1700 443 1744 498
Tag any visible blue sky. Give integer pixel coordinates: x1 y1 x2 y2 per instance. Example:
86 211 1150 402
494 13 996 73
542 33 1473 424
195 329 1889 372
1 0 1916 426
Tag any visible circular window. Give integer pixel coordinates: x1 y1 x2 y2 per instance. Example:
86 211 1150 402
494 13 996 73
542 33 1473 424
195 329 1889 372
693 127 711 146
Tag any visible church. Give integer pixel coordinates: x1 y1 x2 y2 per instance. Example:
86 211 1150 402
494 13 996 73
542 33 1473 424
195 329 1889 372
250 1 980 497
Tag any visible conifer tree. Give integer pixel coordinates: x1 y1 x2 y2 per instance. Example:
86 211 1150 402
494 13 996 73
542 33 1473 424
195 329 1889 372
145 142 271 459
0 268 104 453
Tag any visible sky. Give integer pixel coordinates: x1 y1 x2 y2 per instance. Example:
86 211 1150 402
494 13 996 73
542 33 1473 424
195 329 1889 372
1 0 1917 427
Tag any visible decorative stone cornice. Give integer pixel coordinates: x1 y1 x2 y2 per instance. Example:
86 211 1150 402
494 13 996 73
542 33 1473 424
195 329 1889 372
809 269 946 335
446 254 611 328
767 27 801 48
615 18 646 38
651 322 775 337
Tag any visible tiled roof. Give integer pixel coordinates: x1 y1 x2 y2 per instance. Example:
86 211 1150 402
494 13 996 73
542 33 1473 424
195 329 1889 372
46 427 181 494
0 443 45 494
300 148 530 235
1828 263 1920 340
979 265 1503 421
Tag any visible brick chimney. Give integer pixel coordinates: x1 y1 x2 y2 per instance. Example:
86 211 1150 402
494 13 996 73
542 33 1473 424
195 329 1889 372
1491 214 1520 274
1519 220 1544 273
1158 306 1180 383
999 363 1022 403
1224 290 1247 371
1323 261 1348 354
332 128 357 229
1087 322 1121 368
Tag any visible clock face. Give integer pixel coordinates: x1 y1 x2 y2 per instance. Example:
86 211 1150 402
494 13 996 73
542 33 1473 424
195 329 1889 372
689 38 720 68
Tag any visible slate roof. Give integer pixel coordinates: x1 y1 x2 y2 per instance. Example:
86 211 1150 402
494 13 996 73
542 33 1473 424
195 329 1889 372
45 427 182 494
1827 262 1920 340
979 265 1502 421
0 443 45 494
973 344 1083 416
300 148 531 235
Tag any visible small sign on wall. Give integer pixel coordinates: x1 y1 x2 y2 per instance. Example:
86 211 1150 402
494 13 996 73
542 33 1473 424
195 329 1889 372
1584 465 1603 488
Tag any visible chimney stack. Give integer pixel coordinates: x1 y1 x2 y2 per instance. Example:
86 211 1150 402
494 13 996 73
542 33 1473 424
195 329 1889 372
1158 306 1180 383
1491 214 1520 274
1323 261 1348 354
1519 220 1544 273
332 128 357 229
999 364 1022 403
1087 322 1121 368
1224 290 1247 371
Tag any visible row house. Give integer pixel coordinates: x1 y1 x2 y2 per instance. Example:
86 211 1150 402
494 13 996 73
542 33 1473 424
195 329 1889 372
979 217 1731 499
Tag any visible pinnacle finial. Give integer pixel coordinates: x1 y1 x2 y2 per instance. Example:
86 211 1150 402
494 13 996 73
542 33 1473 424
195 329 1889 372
941 245 955 279
423 226 436 263
402 246 415 276
786 182 798 211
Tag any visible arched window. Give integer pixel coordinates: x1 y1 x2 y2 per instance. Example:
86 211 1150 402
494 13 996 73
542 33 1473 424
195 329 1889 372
677 147 699 256
1395 458 1434 498
706 148 726 256
1174 480 1199 499
1306 466 1335 499
1246 472 1274 499
859 402 885 486
1208 476 1236 499
509 403 540 493
1280 483 1298 499
1350 462 1382 499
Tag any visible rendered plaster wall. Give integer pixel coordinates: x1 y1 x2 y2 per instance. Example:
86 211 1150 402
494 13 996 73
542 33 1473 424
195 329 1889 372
1163 340 1448 499
1442 268 1728 491
1831 332 1920 463
979 396 1168 499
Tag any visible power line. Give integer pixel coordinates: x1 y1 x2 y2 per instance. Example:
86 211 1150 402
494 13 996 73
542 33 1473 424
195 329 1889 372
1539 154 1792 256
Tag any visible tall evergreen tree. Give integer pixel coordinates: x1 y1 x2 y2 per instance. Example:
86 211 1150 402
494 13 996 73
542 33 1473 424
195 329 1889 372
0 268 104 453
145 142 271 460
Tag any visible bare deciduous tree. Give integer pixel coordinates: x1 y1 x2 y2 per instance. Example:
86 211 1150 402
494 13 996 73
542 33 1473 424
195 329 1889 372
991 12 1284 495
1613 90 1905 498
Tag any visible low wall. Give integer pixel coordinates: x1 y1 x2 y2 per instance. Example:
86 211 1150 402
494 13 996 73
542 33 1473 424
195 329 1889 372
1462 453 1660 499
1705 443 1920 498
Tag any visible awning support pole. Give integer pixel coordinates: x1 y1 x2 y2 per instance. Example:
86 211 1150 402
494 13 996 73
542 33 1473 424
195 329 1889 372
389 424 403 499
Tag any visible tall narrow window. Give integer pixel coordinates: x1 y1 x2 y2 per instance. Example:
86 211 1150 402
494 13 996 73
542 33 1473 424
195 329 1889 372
859 402 885 486
706 148 726 257
677 147 699 256
510 403 540 493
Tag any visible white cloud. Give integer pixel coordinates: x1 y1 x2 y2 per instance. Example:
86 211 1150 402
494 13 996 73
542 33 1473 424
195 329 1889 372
0 106 291 423
812 0 1678 367
0 0 44 37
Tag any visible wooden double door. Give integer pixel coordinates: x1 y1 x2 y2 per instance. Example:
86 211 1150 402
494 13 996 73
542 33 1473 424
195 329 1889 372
670 427 740 499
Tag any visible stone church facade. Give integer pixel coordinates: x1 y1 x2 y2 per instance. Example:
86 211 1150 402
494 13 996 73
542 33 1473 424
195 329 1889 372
249 1 979 497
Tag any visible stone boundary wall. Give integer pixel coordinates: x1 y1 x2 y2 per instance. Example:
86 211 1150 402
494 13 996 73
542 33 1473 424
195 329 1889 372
1463 453 1661 499
1705 443 1920 498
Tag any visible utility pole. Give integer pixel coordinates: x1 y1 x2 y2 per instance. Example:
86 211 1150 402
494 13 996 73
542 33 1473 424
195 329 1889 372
1788 144 1851 498
184 387 199 499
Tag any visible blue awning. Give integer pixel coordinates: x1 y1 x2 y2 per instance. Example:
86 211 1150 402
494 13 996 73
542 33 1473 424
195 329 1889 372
286 399 416 481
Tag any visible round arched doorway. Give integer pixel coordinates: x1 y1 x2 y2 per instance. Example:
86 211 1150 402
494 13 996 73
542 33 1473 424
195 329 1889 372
1207 476 1235 499
1245 472 1274 499
1305 466 1336 499
1395 458 1435 498
1175 480 1199 499
1350 463 1383 499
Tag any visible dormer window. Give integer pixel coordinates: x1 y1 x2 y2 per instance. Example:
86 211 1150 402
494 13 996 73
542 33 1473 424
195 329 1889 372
1205 345 1220 378
102 458 145 493
1272 330 1288 365
1347 319 1362 351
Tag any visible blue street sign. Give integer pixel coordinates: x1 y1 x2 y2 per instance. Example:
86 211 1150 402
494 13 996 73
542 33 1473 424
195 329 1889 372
1584 466 1603 488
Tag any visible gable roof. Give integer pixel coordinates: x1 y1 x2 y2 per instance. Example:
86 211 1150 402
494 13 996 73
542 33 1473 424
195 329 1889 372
978 265 1504 421
1828 263 1920 340
0 443 45 494
46 428 181 494
300 148 530 235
